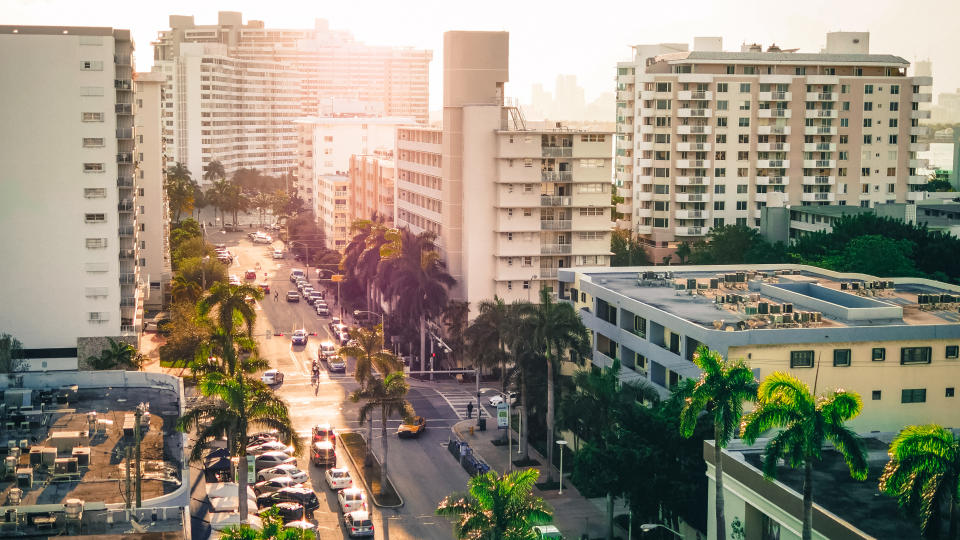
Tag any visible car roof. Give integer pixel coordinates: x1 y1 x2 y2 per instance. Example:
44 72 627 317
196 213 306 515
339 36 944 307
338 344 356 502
329 467 349 474
347 510 370 520
278 487 314 495
342 487 364 495
264 369 279 375
259 451 291 458
313 440 334 449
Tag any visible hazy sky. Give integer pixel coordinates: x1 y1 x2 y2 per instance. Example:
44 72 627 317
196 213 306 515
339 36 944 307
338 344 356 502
7 0 958 110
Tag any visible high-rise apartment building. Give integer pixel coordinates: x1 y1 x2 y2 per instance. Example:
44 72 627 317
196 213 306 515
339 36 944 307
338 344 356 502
349 153 396 227
615 33 933 262
152 12 431 183
0 25 143 369
135 72 172 309
395 31 614 306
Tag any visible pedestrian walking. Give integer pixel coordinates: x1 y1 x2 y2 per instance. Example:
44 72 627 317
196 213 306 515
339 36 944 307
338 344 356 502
274 291 278 302
466 402 474 419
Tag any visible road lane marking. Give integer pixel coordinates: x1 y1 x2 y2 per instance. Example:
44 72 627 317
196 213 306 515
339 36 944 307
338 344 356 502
289 349 307 377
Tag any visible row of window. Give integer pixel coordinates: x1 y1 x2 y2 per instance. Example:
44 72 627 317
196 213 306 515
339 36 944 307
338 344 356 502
874 388 954 404
789 345 958 368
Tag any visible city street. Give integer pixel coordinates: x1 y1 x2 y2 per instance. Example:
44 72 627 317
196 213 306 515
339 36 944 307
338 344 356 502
218 232 498 539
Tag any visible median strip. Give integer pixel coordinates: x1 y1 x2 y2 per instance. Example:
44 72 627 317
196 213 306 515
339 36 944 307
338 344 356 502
338 431 403 508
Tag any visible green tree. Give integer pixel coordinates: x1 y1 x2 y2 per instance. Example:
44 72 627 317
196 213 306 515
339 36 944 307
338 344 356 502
165 163 196 223
679 345 757 540
250 192 272 227
176 256 228 289
530 287 590 483
879 424 960 539
86 338 142 370
221 181 249 226
198 282 264 340
610 228 650 266
674 241 692 265
193 186 209 222
923 169 954 193
204 160 226 183
158 301 212 368
501 300 540 460
441 300 470 369
170 275 202 304
177 373 299 523
349 372 413 495
436 468 553 540
171 236 213 268
269 190 291 225
689 224 786 265
741 373 868 540
827 234 920 277
464 296 511 389
0 333 26 374
220 506 315 540
339 325 401 388
208 178 231 226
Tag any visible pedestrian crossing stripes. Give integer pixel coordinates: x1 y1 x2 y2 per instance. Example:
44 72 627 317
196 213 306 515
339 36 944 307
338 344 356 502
437 390 483 419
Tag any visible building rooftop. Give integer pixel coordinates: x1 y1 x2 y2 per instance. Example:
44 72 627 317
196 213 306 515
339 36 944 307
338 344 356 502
295 116 417 126
567 265 960 330
671 50 909 65
789 206 874 218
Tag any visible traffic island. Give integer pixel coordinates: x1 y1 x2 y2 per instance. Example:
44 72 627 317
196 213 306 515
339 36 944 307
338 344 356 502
339 432 403 507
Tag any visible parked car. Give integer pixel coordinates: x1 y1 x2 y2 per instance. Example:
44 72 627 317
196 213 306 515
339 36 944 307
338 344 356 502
338 331 350 346
324 467 353 491
328 317 342 331
532 525 564 539
308 292 323 305
256 487 319 512
261 369 284 385
286 291 300 302
312 424 336 443
488 391 518 407
253 233 272 244
244 269 257 280
397 416 426 439
247 440 295 456
318 341 337 360
258 463 309 484
254 451 296 472
301 287 315 299
289 269 305 283
248 431 279 445
337 487 367 514
258 283 270 294
284 520 317 534
258 501 303 523
327 356 346 373
273 248 284 259
291 329 308 346
343 510 375 538
316 305 330 317
253 476 305 495
229 275 242 286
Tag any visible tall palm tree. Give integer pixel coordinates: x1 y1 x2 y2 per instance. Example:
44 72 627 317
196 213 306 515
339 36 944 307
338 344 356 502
679 345 757 540
198 282 263 339
358 224 390 313
165 163 195 223
177 372 299 522
441 300 470 369
250 192 272 227
86 338 143 370
204 160 226 183
741 372 868 540
221 506 316 540
171 274 202 303
379 229 455 374
529 287 590 483
187 327 269 381
349 372 413 495
465 296 511 388
503 300 540 461
208 178 231 226
436 468 553 540
339 324 402 444
879 424 960 539
193 186 208 222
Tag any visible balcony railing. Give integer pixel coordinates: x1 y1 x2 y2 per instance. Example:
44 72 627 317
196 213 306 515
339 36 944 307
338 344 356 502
116 128 134 139
117 153 133 164
118 226 134 237
120 298 137 307
541 244 572 255
118 200 134 212
118 272 136 284
538 268 559 279
542 171 573 182
540 220 572 230
119 249 135 260
117 177 134 188
113 55 132 65
542 146 573 157
114 79 132 90
540 195 572 206
115 103 132 115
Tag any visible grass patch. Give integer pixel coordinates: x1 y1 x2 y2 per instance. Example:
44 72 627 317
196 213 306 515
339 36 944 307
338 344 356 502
340 432 402 507
159 359 189 368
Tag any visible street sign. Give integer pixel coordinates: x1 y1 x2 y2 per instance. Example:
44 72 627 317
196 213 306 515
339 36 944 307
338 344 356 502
246 455 255 484
497 402 508 429
331 274 344 282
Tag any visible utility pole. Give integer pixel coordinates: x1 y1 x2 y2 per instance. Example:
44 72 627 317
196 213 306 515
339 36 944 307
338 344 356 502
125 447 132 510
134 404 143 507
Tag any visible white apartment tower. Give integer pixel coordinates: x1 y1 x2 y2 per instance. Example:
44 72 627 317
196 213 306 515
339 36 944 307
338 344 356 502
0 25 143 369
615 32 933 262
395 31 614 306
152 12 431 183
135 72 172 309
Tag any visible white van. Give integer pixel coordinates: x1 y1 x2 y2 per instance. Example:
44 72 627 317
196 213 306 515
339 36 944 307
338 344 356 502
289 269 305 283
318 341 336 359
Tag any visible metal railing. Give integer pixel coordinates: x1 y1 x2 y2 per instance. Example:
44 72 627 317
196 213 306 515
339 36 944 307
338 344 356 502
118 272 136 284
114 79 132 90
771 92 786 100
817 127 833 134
815 160 833 167
117 177 134 188
540 220 572 230
116 128 134 139
115 103 132 115
541 171 573 182
542 146 573 157
540 195 572 206
118 227 134 237
118 200 134 211
815 176 831 184
540 244 572 255
117 153 133 163
119 249 135 260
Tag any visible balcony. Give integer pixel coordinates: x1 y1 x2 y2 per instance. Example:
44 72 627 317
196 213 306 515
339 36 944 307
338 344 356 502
757 159 789 169
542 146 573 158
635 207 653 218
114 55 132 65
806 92 838 101
804 126 837 136
907 192 926 202
114 79 132 91
118 200 134 212
116 128 134 139
759 109 791 118
675 209 709 220
801 192 836 202
119 249 135 260
676 176 710 186
758 125 790 135
677 142 711 152
617 74 633 85
915 92 932 103
678 108 712 118
909 159 930 168
639 90 656 100
616 155 632 167
804 142 836 152
117 176 134 188
115 103 132 115
637 140 654 151
803 175 836 185
675 192 709 203
911 110 931 120
541 244 572 255
118 226 134 237
638 123 654 134
541 220 572 230
117 153 133 164
910 126 931 136
120 298 137 308
676 159 710 169
678 90 713 100
802 159 836 168
677 125 711 135
617 138 633 151
908 175 928 185
540 195 572 206
635 191 654 201
804 109 838 119
757 142 790 152
617 90 633 101
118 272 136 284
676 226 707 236
637 158 654 168
542 171 573 182
910 142 931 152
756 176 788 186
759 91 791 101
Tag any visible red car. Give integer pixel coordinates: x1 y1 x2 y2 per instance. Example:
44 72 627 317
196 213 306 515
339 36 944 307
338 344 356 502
244 269 257 280
258 283 270 294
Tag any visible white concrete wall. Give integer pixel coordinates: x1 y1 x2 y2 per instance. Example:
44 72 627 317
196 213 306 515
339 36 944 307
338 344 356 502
136 73 171 308
461 105 502 306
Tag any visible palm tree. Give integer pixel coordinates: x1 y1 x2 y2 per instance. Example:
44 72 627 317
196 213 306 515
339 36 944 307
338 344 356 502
171 274 202 303
502 299 540 461
379 229 455 374
250 192 272 227
198 282 263 339
165 163 195 223
221 506 316 540
741 372 868 540
86 338 143 370
177 372 299 522
441 300 470 369
208 178 231 226
339 324 402 445
204 160 226 183
465 296 511 388
193 186 208 222
349 372 413 495
436 468 553 540
529 287 590 483
679 345 757 540
879 424 960 539
187 327 269 381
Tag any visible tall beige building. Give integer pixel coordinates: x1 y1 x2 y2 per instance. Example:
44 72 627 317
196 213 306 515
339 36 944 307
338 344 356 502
151 12 431 181
395 31 614 306
615 32 933 262
349 152 396 227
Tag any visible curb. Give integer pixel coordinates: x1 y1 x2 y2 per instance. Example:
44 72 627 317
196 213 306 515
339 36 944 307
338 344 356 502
338 431 404 509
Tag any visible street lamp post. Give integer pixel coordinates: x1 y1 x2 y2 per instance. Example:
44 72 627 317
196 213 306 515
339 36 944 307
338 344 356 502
640 523 683 538
201 255 210 290
556 440 567 494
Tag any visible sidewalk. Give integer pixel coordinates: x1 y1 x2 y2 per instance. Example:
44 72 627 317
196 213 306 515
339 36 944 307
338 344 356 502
451 419 626 540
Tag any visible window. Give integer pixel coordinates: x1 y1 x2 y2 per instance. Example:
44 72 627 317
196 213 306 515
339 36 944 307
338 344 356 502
872 348 885 361
80 60 103 71
79 86 104 96
716 83 728 93
736 201 747 211
863 135 872 144
738 118 750 127
85 238 107 249
739 101 750 111
506 232 513 241
833 349 851 367
840 118 849 127
82 137 104 147
81 112 104 122
795 67 806 75
864 119 872 128
861 167 871 176
83 163 104 173
842 101 850 111
889 102 899 111
738 134 750 144
864 84 874 94
888 135 898 144
901 347 932 365
841 84 849 94
655 82 671 92
523 208 532 217
739 83 751 93
872 390 882 400
714 201 725 211
864 102 873 111
716 134 727 144
715 168 726 177
581 134 606 142
717 117 727 127
716 100 728 111
737 151 749 160
736 184 748 194
790 350 815 368
522 281 530 290
889 118 899 128
714 184 725 194
901 389 926 403
947 387 955 398
84 213 106 223
946 345 959 359
633 315 646 338
83 188 106 198
890 85 900 95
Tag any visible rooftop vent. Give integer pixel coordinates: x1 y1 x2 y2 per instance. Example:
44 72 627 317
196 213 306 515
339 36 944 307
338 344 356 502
767 44 781 52
749 43 763 52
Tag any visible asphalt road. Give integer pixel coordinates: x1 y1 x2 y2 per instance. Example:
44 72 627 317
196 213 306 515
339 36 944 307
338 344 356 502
210 232 499 540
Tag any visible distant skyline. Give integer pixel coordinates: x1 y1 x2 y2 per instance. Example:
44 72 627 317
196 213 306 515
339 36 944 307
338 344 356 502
7 0 959 112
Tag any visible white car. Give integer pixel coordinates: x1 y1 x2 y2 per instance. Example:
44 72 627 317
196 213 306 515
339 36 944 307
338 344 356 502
247 440 295 455
254 451 296 472
337 487 367 514
253 233 272 244
343 510 374 537
272 249 284 259
488 392 518 407
324 467 353 490
261 369 284 385
258 463 309 484
253 476 305 495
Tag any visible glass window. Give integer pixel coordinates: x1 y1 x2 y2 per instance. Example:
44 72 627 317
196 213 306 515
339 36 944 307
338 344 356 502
946 345 958 359
833 349 851 367
901 389 926 403
790 350 815 368
872 348 885 361
872 390 881 400
633 315 646 338
901 347 932 365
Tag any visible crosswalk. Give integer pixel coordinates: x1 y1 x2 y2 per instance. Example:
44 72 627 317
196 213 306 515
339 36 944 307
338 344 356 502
437 389 484 419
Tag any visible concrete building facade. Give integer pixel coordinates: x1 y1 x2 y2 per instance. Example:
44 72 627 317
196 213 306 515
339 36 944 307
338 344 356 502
394 31 614 306
349 152 396 227
615 32 934 262
0 25 143 369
